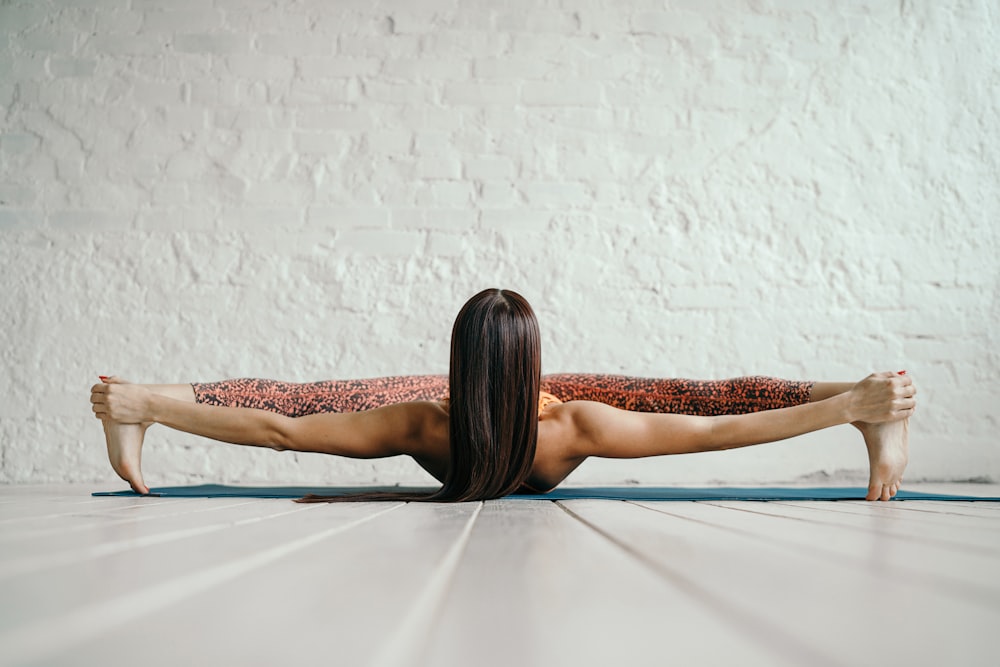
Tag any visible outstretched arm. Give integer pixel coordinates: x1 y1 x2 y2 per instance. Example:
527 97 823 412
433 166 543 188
90 381 435 458
570 371 916 458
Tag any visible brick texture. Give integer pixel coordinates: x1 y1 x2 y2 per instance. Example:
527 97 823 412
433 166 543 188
1 1 997 487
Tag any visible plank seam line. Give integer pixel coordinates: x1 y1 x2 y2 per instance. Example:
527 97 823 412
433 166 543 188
766 499 1000 526
769 499 1000 520
699 500 1000 557
628 500 1000 611
0 499 265 545
0 502 405 665
370 501 484 667
0 498 190 525
0 502 322 581
555 500 841 667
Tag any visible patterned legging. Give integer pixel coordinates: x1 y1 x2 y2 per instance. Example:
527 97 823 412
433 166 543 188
192 375 814 417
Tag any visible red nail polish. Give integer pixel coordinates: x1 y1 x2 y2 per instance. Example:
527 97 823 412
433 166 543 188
897 370 907 375
99 375 110 382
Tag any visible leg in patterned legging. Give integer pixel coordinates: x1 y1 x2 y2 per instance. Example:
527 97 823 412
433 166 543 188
192 374 830 417
540 373 818 415
191 376 450 417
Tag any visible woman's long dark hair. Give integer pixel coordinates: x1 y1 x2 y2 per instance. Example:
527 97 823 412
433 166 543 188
441 288 541 500
298 288 541 503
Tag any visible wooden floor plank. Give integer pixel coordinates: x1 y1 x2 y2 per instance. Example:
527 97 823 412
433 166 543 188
770 499 1000 537
420 500 797 667
33 502 474 667
655 501 1000 609
0 496 136 523
724 500 1000 557
946 501 1000 512
797 498 1000 520
370 503 483 667
573 499 999 666
0 497 267 544
0 499 290 581
0 493 85 504
1 502 403 666
887 503 1000 519
0 485 93 497
791 498 1000 519
0 502 393 642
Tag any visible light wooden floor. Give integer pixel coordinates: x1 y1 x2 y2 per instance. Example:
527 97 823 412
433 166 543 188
1 484 998 667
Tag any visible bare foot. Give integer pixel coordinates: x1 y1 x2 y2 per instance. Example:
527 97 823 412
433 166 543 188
854 419 909 501
103 419 150 494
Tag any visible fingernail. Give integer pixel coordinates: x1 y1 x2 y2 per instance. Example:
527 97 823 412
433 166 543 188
98 375 110 382
897 370 907 375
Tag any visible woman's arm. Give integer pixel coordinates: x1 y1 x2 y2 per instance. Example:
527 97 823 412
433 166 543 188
570 372 916 459
90 382 435 458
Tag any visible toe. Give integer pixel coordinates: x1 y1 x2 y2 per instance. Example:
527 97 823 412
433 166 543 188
881 485 891 501
866 481 880 501
125 470 148 495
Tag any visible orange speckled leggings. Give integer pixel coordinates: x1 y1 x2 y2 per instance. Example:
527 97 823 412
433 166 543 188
192 374 814 418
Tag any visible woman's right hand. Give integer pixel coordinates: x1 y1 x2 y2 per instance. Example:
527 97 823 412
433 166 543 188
90 377 155 425
846 372 916 423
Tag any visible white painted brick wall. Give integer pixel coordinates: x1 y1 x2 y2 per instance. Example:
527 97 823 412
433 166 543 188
1 1 997 489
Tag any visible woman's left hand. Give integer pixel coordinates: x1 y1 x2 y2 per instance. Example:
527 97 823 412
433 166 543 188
90 377 153 424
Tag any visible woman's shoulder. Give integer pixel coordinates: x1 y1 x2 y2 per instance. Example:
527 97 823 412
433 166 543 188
537 401 601 453
398 400 450 457
539 399 602 423
537 400 622 453
533 402 592 490
389 401 449 482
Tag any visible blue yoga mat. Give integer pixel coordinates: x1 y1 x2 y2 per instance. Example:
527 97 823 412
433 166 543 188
92 484 1000 501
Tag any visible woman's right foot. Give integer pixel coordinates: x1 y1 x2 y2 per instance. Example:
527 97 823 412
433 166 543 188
103 419 150 494
854 418 909 501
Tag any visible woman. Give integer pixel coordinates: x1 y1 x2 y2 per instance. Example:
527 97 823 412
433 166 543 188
90 289 915 502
